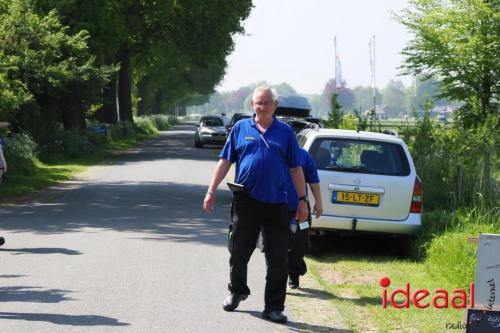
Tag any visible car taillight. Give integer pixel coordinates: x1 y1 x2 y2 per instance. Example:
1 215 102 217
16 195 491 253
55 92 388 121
410 176 422 213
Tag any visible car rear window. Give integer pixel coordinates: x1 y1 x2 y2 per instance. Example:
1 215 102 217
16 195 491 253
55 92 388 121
309 138 410 176
231 114 252 125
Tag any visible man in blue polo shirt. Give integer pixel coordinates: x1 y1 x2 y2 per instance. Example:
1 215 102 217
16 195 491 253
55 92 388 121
203 86 308 324
285 148 323 289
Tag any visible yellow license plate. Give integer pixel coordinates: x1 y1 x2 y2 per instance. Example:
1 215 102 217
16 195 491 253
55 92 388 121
332 191 380 206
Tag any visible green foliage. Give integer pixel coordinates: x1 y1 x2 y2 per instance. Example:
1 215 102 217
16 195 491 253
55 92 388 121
397 0 500 128
109 121 135 140
0 0 111 131
420 207 499 287
148 115 175 130
399 110 499 210
339 113 358 130
134 117 158 135
36 126 97 158
381 80 406 116
2 132 38 175
322 93 343 128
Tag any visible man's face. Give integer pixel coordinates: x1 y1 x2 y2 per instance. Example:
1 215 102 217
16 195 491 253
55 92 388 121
252 90 277 120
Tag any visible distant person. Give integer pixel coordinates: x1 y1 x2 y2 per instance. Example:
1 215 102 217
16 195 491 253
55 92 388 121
286 148 323 289
0 134 7 184
0 132 6 246
203 85 308 324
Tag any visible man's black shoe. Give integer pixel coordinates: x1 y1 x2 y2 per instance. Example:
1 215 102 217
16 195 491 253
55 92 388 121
0 237 4 246
262 310 287 324
288 275 299 289
222 293 247 311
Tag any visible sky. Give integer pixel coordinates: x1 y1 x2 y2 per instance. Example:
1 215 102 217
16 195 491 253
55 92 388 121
216 0 414 95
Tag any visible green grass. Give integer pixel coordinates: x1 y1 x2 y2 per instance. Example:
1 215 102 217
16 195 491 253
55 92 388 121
0 132 158 198
307 255 468 333
306 207 499 332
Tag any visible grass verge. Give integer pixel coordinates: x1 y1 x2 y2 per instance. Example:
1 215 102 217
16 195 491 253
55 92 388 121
304 208 499 332
307 254 467 333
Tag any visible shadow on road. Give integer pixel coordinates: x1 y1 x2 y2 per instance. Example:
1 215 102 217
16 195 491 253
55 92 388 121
0 124 233 250
0 248 82 255
0 312 129 326
292 287 379 307
0 286 74 303
0 181 233 248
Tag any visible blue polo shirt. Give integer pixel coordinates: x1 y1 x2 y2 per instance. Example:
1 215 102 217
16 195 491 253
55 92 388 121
220 115 302 204
286 148 320 212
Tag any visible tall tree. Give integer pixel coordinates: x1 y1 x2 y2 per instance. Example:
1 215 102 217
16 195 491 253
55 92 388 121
352 86 383 112
397 0 499 127
0 0 109 135
382 80 406 116
319 79 355 115
323 93 343 129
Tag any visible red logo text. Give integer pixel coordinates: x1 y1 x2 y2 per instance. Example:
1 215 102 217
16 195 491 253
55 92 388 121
380 276 474 309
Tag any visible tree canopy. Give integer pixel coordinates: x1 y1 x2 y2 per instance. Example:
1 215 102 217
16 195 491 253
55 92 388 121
397 0 499 127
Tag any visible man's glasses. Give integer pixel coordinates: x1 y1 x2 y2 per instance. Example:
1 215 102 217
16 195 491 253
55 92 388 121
254 101 275 107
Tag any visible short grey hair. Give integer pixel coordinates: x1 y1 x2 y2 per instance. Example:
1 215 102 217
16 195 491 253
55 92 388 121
252 85 278 102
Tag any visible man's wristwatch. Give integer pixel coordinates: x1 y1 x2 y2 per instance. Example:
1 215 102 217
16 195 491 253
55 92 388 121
298 195 308 202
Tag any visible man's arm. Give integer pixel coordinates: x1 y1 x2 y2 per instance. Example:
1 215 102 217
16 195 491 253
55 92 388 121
290 166 308 222
203 158 232 213
308 183 323 219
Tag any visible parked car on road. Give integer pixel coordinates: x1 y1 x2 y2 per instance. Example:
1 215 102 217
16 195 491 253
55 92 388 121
194 115 227 148
297 128 422 253
275 95 320 133
225 112 253 137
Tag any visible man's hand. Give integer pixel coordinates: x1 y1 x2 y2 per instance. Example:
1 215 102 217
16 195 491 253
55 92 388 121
295 200 308 222
203 192 215 213
313 201 323 219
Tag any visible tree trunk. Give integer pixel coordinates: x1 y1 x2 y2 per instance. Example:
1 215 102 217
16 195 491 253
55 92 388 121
95 75 118 124
118 45 133 122
62 103 85 130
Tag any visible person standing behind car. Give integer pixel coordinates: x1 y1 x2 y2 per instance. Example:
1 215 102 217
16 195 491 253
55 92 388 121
203 85 308 324
285 148 323 289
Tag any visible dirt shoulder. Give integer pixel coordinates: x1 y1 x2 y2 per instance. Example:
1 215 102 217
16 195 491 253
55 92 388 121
285 271 352 332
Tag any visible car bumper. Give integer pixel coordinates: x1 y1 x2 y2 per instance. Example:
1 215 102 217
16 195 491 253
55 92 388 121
311 213 421 235
200 135 226 144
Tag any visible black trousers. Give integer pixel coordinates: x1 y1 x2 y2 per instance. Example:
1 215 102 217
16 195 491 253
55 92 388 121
287 210 311 278
228 192 289 312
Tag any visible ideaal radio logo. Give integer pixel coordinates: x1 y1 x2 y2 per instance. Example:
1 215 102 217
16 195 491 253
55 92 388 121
379 276 475 309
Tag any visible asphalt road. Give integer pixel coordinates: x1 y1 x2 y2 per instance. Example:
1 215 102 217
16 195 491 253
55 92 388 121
0 124 302 332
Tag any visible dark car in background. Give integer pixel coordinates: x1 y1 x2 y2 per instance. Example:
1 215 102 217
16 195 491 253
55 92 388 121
224 95 319 137
275 95 319 133
225 112 253 137
194 115 227 148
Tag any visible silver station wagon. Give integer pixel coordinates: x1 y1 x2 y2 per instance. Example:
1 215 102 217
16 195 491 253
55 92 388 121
297 128 422 252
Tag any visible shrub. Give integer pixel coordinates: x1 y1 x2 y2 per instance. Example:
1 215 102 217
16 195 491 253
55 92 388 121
109 121 135 140
399 113 498 210
60 128 94 157
134 117 158 135
417 207 499 287
2 132 38 175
